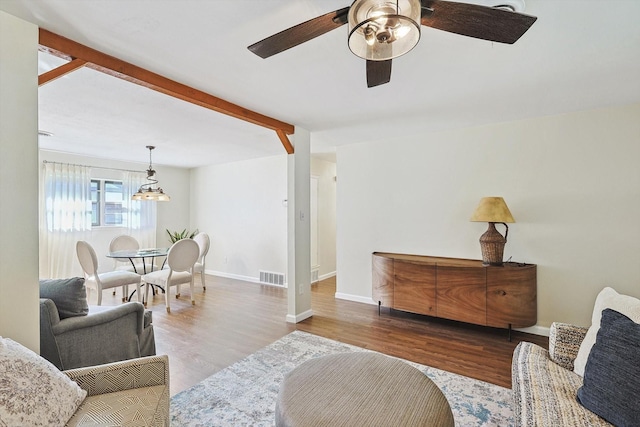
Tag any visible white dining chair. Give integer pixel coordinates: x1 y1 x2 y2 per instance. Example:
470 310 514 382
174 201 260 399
192 232 210 290
108 235 145 300
109 235 142 271
142 239 199 313
76 240 142 305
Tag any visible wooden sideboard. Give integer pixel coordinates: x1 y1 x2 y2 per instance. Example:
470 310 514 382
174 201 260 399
372 252 537 334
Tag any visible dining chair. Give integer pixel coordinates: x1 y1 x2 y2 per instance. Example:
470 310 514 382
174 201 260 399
109 235 141 270
109 235 145 300
76 240 142 305
192 232 210 290
142 239 199 313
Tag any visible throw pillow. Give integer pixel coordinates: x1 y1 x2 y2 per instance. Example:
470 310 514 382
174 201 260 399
573 287 640 376
39 277 88 319
576 309 640 426
0 336 87 427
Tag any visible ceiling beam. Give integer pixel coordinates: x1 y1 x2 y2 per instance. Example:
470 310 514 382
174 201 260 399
276 129 294 154
39 58 87 86
38 28 295 153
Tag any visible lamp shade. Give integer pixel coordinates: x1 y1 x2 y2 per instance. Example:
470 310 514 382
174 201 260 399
470 197 515 223
348 0 421 61
132 188 170 202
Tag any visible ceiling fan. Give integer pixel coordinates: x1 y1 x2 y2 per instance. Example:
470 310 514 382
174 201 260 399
248 0 537 88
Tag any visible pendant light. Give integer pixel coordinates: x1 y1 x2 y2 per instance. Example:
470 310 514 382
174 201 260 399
132 146 171 202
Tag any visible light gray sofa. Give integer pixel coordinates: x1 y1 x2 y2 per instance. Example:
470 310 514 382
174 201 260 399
40 298 156 370
512 322 612 426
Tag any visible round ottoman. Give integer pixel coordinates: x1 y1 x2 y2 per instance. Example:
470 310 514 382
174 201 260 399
275 352 454 427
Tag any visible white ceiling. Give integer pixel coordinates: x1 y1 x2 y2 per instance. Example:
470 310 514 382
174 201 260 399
2 0 640 168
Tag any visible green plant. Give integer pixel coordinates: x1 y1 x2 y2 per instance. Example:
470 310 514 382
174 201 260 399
166 228 198 244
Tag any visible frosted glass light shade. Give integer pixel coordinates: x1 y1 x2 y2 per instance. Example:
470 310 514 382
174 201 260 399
132 188 170 202
348 0 421 61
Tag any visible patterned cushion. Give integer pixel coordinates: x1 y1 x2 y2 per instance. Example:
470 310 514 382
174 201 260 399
0 337 86 427
512 342 613 426
577 309 640 427
574 287 640 376
66 385 166 426
63 355 170 426
40 277 89 319
548 322 588 371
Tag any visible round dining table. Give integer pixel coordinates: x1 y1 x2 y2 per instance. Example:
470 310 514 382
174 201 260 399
106 248 168 274
106 248 169 301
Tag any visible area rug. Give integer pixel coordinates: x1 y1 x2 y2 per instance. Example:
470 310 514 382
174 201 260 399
170 330 513 426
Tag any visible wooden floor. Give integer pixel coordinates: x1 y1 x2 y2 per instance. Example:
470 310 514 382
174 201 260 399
101 275 548 396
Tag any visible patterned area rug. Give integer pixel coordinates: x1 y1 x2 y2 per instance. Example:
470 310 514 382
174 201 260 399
171 331 513 426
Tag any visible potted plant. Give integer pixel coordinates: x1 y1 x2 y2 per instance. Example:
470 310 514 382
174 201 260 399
166 228 198 244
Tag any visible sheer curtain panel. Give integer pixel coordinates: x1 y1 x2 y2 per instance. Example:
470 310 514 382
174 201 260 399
40 162 92 278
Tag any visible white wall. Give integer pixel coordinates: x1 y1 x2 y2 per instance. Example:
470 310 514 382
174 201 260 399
39 150 191 276
0 11 39 350
311 158 337 279
336 103 640 329
190 155 288 282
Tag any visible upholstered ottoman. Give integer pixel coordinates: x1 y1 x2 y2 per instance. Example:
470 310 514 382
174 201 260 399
275 352 454 427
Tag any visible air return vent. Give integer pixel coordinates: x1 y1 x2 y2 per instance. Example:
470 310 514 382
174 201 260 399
259 270 285 286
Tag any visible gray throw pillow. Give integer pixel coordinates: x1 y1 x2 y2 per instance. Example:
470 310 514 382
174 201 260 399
576 308 640 427
39 277 89 319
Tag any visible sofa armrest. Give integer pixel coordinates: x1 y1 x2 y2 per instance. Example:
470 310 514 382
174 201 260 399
51 302 149 370
39 299 63 369
64 355 169 397
548 322 588 371
53 302 144 336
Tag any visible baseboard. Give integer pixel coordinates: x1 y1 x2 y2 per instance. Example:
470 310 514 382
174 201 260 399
286 309 313 324
318 271 336 281
515 325 550 337
334 292 377 305
207 269 286 288
208 269 338 288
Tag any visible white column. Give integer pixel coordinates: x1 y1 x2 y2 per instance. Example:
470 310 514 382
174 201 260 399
286 128 312 323
0 11 40 351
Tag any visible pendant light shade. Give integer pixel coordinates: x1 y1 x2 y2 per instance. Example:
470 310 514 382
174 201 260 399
348 0 421 61
132 146 171 202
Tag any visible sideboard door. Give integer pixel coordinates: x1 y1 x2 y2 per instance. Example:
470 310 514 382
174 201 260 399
436 266 487 325
486 266 537 328
393 260 436 316
372 254 394 307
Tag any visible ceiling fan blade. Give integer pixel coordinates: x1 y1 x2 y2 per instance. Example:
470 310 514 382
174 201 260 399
421 0 537 44
366 60 392 88
248 7 350 58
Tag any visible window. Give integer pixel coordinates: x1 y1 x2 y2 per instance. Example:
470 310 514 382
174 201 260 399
91 179 125 226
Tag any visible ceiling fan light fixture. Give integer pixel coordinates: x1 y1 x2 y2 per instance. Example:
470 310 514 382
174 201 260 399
348 0 421 61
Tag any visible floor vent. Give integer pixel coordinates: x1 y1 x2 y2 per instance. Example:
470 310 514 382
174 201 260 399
311 268 319 283
259 270 285 286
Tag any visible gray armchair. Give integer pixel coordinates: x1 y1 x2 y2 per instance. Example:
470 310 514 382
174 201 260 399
40 298 156 370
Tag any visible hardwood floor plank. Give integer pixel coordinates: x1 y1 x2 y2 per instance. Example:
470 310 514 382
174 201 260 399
98 274 547 396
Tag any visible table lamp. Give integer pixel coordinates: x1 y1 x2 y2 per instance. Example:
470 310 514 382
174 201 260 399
470 197 515 266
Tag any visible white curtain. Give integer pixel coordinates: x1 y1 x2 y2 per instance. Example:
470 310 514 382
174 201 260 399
39 162 92 279
123 171 157 249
